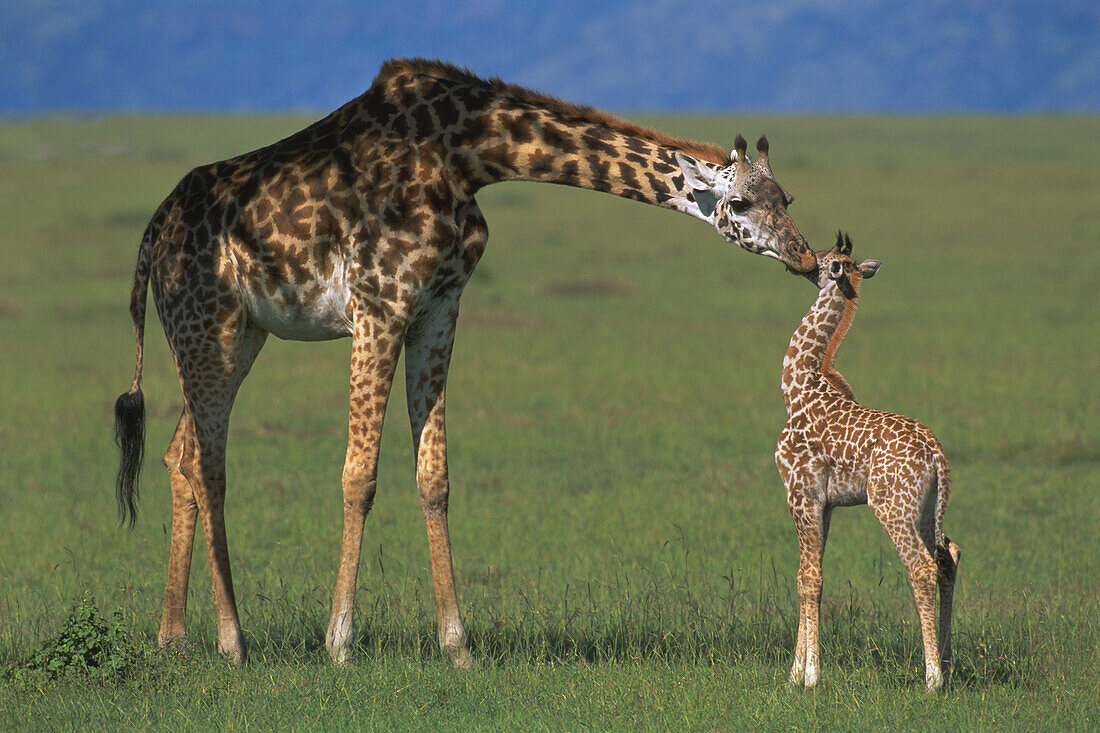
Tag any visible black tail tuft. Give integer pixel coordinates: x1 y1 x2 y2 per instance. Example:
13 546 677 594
114 389 146 528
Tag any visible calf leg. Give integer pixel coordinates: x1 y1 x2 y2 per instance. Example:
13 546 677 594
789 499 829 687
873 500 944 693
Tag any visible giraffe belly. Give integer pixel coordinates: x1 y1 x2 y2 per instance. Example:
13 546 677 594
826 467 868 506
242 278 353 341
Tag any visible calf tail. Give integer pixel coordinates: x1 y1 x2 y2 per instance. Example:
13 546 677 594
932 451 960 580
932 451 951 548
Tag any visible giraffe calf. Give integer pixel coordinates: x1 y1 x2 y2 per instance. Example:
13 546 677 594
774 233 961 693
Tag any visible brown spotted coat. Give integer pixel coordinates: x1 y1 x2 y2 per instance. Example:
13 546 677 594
775 235 961 692
115 58 814 667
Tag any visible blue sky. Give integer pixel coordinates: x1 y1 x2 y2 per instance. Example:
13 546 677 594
2 0 1096 113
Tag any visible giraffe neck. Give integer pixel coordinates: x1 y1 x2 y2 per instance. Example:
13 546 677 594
367 60 727 220
820 293 859 401
781 280 861 411
468 104 714 216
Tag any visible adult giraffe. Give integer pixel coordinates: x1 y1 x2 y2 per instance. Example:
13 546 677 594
114 58 815 667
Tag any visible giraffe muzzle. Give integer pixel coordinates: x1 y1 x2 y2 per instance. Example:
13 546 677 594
783 239 817 274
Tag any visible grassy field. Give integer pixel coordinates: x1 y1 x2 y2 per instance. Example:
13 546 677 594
0 113 1097 729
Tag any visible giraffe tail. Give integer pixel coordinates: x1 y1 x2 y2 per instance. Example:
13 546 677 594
114 228 152 528
932 449 950 550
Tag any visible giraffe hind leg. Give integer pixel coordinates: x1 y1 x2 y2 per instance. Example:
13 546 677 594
936 538 960 672
158 411 199 647
870 488 944 693
165 314 267 664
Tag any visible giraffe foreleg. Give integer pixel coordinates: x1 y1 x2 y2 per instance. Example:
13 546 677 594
793 509 827 688
783 470 829 689
325 310 404 666
405 296 473 669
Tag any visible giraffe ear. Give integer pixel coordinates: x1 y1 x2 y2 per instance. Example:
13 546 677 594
673 152 717 191
692 189 718 218
858 259 881 279
675 153 725 218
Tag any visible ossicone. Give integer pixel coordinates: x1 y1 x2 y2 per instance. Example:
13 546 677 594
833 230 853 256
754 135 772 175
731 134 748 165
733 134 748 157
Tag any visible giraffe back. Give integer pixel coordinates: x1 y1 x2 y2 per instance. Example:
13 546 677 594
778 361 950 528
143 84 479 343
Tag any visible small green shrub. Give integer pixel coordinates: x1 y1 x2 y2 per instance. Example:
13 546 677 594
21 594 138 681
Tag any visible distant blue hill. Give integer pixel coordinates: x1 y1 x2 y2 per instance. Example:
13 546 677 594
1 0 1096 113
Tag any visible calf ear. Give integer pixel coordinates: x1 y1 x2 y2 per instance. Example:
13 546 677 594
858 259 882 278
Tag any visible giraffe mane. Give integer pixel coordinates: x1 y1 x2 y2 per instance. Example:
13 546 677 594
820 280 860 400
374 58 730 165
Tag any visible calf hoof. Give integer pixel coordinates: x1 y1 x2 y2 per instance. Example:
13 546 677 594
923 672 945 696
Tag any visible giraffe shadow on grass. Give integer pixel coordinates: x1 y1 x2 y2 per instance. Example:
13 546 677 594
231 599 1030 688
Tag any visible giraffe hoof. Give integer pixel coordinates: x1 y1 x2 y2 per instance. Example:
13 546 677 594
158 632 188 649
159 635 202 660
217 632 248 665
444 644 475 670
787 670 818 692
334 655 358 670
326 644 354 667
219 646 248 666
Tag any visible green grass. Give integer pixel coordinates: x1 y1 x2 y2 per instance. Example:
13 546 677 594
1 113 1098 730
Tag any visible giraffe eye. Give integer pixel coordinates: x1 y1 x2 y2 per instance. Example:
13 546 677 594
728 197 751 214
828 260 844 277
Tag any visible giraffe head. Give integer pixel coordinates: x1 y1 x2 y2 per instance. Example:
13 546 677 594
812 232 881 296
676 135 815 273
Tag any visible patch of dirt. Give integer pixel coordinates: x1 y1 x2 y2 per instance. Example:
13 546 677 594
540 278 627 297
